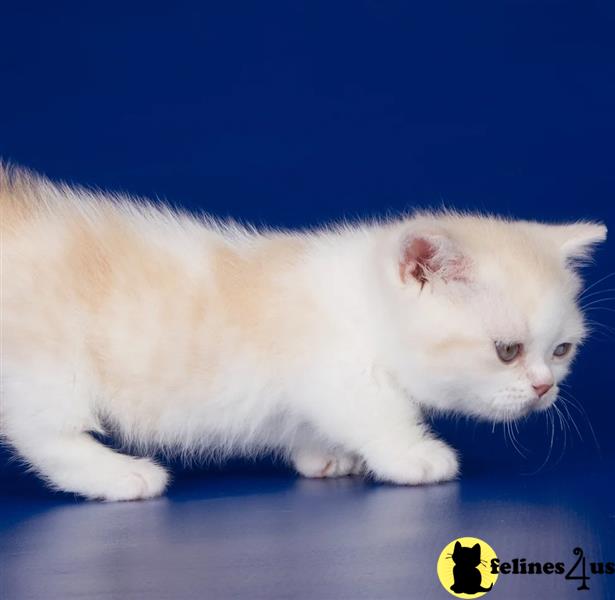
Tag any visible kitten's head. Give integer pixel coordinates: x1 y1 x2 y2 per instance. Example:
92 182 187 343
386 213 607 421
451 541 481 567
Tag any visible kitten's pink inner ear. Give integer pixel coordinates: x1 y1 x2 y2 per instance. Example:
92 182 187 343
399 236 440 286
399 233 470 286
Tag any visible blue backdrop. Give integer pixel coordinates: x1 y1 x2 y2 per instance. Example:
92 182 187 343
2 5 614 600
1 0 613 490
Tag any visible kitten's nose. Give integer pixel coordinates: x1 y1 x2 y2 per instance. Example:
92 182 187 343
533 383 553 398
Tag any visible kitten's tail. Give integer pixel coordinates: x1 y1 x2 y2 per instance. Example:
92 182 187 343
478 584 493 592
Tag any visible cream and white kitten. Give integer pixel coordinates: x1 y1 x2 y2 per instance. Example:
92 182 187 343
0 165 607 501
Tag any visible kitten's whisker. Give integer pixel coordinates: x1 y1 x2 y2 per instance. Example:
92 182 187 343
502 420 513 453
580 287 615 301
547 408 556 467
505 418 527 458
581 297 615 309
580 272 615 299
584 319 615 338
557 391 601 453
553 404 563 432
512 419 521 436
556 396 582 440
512 420 528 454
585 306 615 315
552 404 568 466
526 407 555 475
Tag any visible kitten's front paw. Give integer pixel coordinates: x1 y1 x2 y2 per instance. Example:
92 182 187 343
293 449 364 479
370 438 459 485
95 458 169 502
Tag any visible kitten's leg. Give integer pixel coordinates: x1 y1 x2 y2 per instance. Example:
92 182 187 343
302 372 459 485
12 432 169 501
2 373 168 501
364 432 459 485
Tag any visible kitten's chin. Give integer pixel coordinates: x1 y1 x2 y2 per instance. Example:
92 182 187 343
532 398 557 413
485 409 531 423
484 401 540 422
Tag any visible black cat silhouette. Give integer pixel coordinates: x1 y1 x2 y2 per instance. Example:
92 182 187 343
450 541 493 595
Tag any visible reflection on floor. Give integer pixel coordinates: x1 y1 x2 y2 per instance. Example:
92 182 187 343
1 454 613 600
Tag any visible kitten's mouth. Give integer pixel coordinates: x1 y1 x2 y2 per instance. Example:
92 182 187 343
529 384 559 413
533 393 557 412
523 393 556 416
511 389 558 418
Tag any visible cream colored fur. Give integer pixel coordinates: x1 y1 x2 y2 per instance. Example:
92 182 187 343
0 165 607 500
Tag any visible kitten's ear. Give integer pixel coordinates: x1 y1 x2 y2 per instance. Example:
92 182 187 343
472 543 481 554
399 230 470 286
454 541 462 551
549 222 607 262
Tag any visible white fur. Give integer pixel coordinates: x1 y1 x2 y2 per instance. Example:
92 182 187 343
0 166 607 500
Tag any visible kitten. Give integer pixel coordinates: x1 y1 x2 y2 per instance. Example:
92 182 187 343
0 165 607 501
450 541 493 594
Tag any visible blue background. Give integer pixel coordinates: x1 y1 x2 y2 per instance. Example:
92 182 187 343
1 2 614 599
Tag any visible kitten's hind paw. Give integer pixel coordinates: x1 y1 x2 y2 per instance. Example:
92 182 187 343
292 449 364 479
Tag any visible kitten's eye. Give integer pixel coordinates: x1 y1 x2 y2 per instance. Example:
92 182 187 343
495 342 522 363
553 342 572 358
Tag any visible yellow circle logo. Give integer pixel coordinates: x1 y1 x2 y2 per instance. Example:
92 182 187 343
437 537 499 598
